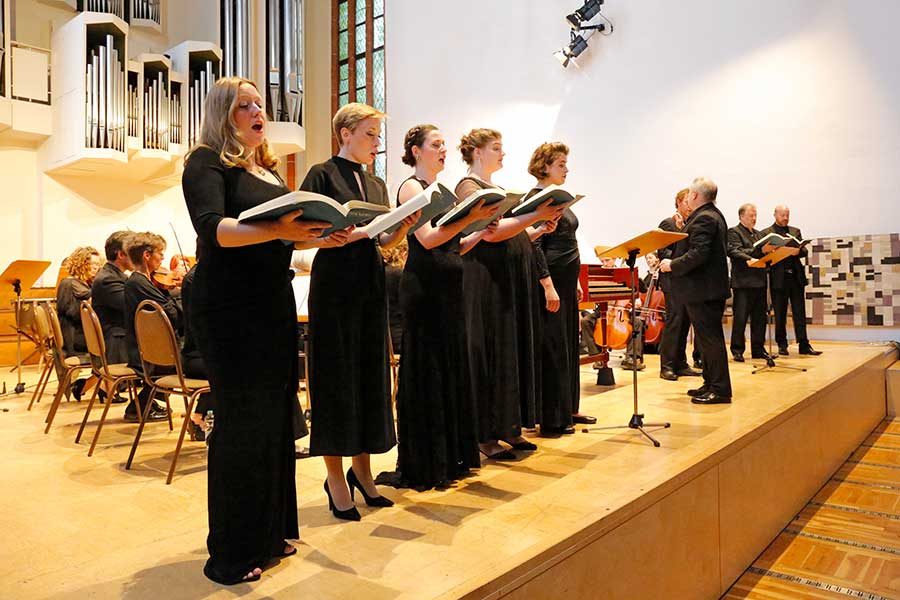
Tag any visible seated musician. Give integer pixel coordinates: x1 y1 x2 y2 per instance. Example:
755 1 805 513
56 246 102 400
123 232 182 422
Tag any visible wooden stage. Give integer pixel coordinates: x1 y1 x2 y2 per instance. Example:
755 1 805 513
1 341 896 599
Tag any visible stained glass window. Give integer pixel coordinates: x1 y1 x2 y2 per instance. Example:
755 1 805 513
333 0 386 179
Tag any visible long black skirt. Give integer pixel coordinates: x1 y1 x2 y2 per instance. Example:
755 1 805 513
308 240 394 456
393 244 479 489
464 233 540 442
539 258 581 426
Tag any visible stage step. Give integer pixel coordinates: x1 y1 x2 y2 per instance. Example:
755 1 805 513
725 418 900 599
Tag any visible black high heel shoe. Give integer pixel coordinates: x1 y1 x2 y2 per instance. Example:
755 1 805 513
346 467 394 507
323 480 361 521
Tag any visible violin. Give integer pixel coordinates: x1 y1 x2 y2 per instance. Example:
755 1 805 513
151 269 179 291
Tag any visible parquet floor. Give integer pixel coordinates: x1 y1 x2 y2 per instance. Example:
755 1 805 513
724 420 900 600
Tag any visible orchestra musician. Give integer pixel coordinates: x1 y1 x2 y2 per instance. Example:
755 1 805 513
659 177 733 404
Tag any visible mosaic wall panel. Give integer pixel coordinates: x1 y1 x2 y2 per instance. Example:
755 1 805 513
806 233 900 326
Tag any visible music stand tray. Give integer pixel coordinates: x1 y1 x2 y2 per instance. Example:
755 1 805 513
748 247 807 374
590 229 687 447
1 260 52 394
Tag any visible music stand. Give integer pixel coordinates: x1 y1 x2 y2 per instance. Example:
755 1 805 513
748 247 806 375
586 230 687 447
1 261 52 394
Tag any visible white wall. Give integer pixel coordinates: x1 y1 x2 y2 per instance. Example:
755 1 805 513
385 0 900 256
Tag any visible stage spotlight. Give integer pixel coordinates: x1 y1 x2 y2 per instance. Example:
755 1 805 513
566 0 604 29
553 32 593 68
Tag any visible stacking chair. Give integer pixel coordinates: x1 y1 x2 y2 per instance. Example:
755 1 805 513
126 300 210 484
26 304 54 411
43 304 91 434
75 301 141 456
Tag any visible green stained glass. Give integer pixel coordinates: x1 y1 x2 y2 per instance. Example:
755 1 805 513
356 57 366 88
339 93 349 107
356 87 367 103
356 0 366 24
373 48 385 111
374 16 384 48
339 31 348 60
374 0 384 17
374 152 386 179
356 24 366 55
339 1 348 30
339 63 349 93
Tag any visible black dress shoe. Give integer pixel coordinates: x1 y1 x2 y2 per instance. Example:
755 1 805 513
347 467 394 507
540 425 576 437
505 439 537 451
659 369 678 381
751 351 772 360
778 346 789 356
732 353 744 362
799 345 822 356
675 367 701 377
324 480 362 521
687 386 709 397
621 360 645 371
572 414 597 425
480 449 516 460
691 391 732 405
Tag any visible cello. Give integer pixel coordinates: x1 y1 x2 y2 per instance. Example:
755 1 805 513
640 269 666 345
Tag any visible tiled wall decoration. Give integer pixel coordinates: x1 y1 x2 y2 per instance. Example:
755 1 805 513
806 233 900 326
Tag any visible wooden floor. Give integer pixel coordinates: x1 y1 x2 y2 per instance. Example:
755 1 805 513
0 341 894 599
724 420 900 600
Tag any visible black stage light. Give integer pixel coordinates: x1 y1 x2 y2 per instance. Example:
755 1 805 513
566 0 604 29
553 33 591 68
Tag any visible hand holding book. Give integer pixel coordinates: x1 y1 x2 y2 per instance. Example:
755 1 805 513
271 209 332 243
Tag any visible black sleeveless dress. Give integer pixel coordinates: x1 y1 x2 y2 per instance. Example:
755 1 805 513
182 146 299 584
457 177 541 443
302 156 395 457
530 187 582 426
386 176 479 489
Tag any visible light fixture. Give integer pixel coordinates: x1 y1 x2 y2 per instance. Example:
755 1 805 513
565 0 604 29
553 33 590 68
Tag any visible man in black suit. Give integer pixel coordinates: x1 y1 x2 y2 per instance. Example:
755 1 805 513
760 205 821 356
657 188 702 380
726 204 769 362
659 177 732 404
91 231 133 366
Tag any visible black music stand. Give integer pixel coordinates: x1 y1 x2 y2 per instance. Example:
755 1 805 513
585 230 686 447
1 260 52 394
748 246 807 375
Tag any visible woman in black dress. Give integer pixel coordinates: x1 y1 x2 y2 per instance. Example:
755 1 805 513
56 246 101 399
302 103 418 521
455 129 563 460
526 143 596 435
382 124 495 490
182 77 336 585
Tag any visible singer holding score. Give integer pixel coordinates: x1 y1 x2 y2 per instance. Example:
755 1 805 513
301 103 419 521
182 78 335 585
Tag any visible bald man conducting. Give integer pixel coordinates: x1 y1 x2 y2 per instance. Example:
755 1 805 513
659 178 732 404
760 206 822 356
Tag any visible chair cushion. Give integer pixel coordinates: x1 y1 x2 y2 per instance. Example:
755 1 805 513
64 356 89 367
154 374 210 392
105 364 137 378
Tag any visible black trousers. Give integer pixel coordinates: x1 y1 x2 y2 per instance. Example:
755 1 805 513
659 293 700 372
685 299 732 396
772 276 809 348
730 287 767 357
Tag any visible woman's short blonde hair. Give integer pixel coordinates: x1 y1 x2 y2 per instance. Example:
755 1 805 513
333 102 385 145
126 232 166 269
64 247 100 282
189 76 278 171
527 142 569 179
458 128 501 166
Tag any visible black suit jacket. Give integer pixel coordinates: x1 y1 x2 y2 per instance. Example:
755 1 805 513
727 224 766 289
91 262 127 336
759 223 809 289
124 273 183 370
657 216 679 293
669 202 731 303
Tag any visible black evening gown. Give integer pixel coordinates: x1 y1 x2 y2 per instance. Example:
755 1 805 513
389 176 479 489
457 177 540 443
530 187 582 426
303 155 395 456
182 147 299 584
